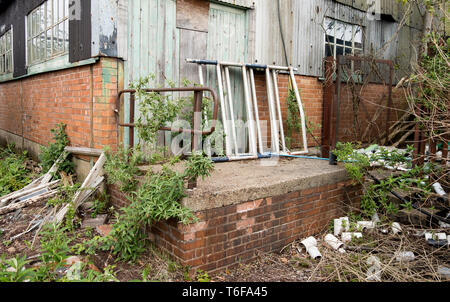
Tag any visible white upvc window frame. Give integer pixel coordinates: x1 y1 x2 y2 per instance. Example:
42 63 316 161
26 0 69 67
0 28 13 75
324 17 363 60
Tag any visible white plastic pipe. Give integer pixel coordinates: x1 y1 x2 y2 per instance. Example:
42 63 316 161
301 236 322 260
432 183 447 196
334 217 350 236
391 222 402 235
423 232 446 241
395 251 415 262
357 221 375 231
324 234 344 250
306 246 322 260
341 232 363 243
198 64 204 86
288 66 308 154
301 236 317 249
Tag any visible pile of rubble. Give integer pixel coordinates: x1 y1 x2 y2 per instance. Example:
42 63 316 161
296 214 449 281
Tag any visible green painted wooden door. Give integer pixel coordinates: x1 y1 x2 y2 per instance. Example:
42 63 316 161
124 0 179 147
206 3 249 153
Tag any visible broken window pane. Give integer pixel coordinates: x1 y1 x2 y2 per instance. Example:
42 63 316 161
324 17 364 62
354 26 362 44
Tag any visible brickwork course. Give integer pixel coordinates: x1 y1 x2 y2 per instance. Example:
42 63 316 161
0 57 120 155
110 179 361 273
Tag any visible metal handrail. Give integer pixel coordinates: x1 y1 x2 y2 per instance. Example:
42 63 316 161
115 87 219 150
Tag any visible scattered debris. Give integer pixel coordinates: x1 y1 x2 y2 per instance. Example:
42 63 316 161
437 266 450 280
300 236 322 260
366 256 382 281
333 217 349 236
65 256 83 266
324 234 344 251
81 214 108 229
96 224 113 237
341 232 363 243
395 251 415 262
432 182 447 196
51 152 106 225
391 222 402 235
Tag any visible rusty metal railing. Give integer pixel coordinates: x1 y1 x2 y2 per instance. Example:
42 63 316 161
115 87 219 151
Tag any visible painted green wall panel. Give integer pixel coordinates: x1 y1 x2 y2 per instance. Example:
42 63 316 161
124 0 179 147
206 3 249 152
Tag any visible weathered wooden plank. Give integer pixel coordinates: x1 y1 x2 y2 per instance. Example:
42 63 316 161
0 180 60 208
0 175 44 203
176 0 210 32
64 147 103 157
40 151 69 185
0 190 58 216
51 153 106 224
179 29 208 83
216 0 253 8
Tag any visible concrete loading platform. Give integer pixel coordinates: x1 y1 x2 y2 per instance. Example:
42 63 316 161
109 158 361 273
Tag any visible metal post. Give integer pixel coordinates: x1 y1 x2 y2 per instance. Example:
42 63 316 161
385 63 394 144
192 90 203 153
330 56 342 165
129 93 135 150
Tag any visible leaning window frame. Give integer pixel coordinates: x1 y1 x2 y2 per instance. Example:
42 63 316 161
0 27 13 75
25 0 69 67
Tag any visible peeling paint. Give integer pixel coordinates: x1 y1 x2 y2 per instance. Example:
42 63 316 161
99 27 118 57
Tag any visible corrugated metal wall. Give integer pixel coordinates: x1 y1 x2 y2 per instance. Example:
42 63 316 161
287 0 423 80
253 0 292 66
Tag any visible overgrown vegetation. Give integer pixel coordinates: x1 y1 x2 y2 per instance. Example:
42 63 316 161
286 88 321 150
94 75 216 262
39 123 74 176
0 144 34 196
332 33 449 221
0 224 118 282
332 142 437 219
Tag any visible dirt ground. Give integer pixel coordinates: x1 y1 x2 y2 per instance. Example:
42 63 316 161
2 198 448 282
0 152 448 282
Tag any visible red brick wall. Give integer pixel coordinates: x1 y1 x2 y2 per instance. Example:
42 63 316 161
109 180 361 273
254 71 407 151
337 84 406 143
0 57 120 154
254 72 323 149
